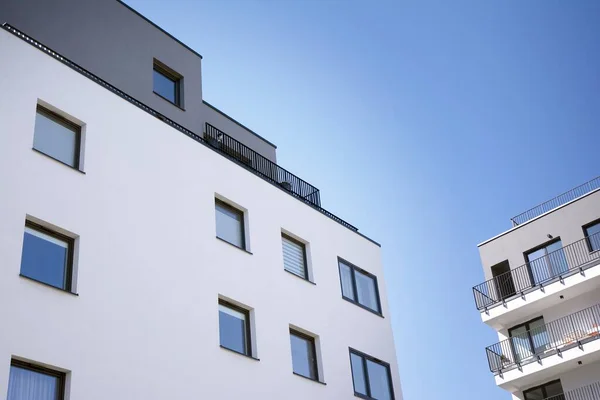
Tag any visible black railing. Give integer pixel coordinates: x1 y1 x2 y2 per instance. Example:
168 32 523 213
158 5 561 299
0 24 359 233
485 303 600 374
545 381 600 400
511 176 600 226
205 123 321 206
473 232 600 310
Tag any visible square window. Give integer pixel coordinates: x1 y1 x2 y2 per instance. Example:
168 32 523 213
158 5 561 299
33 105 81 169
153 60 182 106
282 234 308 280
349 349 394 400
215 199 246 249
338 259 381 314
289 329 318 380
20 221 74 291
219 300 251 356
584 220 600 252
7 359 65 400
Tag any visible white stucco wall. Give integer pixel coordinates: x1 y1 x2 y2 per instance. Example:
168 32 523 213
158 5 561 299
0 30 401 400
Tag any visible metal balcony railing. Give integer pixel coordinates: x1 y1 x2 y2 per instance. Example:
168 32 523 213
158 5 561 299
485 303 600 374
545 381 600 400
204 123 321 207
511 176 600 226
473 232 600 310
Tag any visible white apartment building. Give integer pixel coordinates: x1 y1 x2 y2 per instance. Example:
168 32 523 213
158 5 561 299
473 177 600 399
0 1 402 399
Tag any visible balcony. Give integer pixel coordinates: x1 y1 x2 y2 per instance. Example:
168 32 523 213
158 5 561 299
473 232 600 312
545 381 600 400
511 176 600 226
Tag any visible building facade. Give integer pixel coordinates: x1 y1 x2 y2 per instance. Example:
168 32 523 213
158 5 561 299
0 1 402 399
473 177 600 399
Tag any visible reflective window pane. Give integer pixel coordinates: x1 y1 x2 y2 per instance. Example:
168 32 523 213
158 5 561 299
339 262 355 300
219 303 248 355
586 222 600 251
215 201 245 248
355 270 379 312
367 359 393 400
350 353 367 395
34 108 78 168
7 365 60 400
153 69 177 104
20 225 70 290
290 332 317 379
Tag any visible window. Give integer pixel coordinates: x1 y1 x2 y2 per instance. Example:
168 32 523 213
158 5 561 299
338 258 381 314
153 60 182 106
508 317 549 363
215 199 245 249
7 359 65 400
282 234 308 280
349 349 394 400
219 300 251 356
20 221 74 291
584 219 600 252
289 329 318 381
523 380 564 400
524 239 568 285
33 105 81 169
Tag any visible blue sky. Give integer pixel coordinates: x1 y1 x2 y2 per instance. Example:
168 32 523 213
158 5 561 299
124 1 600 398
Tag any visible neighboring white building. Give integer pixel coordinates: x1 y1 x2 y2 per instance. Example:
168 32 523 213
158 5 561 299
0 2 402 399
473 177 600 399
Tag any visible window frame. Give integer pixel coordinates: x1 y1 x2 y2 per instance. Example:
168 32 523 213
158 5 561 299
218 299 252 357
289 328 319 381
9 359 66 400
21 220 75 293
34 105 82 170
338 257 382 316
282 233 309 280
153 59 182 107
523 379 563 400
523 237 564 284
215 199 246 250
348 348 394 400
583 218 600 253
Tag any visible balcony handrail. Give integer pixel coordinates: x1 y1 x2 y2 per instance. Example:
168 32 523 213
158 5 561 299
0 23 359 233
473 231 600 310
511 176 600 226
545 381 600 400
485 303 600 374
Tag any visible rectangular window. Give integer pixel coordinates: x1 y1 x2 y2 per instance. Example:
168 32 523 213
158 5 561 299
584 220 600 252
349 349 394 400
33 105 81 169
523 379 563 400
215 199 245 249
20 221 74 291
219 300 251 356
525 239 568 285
508 317 549 363
153 60 182 106
7 359 65 400
282 234 308 279
289 329 318 381
338 258 381 314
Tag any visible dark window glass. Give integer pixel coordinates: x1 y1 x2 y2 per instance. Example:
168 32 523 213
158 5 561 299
350 350 394 399
20 222 73 291
585 221 600 252
282 234 307 279
153 62 181 106
338 259 381 314
215 200 245 249
7 360 64 400
219 301 250 356
525 239 568 285
524 380 564 400
290 330 318 380
33 106 80 168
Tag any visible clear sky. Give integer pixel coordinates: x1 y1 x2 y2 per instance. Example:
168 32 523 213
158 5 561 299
124 1 600 398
